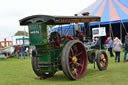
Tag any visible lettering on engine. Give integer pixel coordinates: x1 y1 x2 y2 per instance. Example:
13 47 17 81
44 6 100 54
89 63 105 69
30 31 40 34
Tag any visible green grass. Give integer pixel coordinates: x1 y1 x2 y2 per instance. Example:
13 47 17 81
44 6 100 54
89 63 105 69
0 51 128 85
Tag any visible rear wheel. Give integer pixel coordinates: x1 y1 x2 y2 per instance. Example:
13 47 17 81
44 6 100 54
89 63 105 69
96 51 108 71
61 40 88 80
32 57 56 79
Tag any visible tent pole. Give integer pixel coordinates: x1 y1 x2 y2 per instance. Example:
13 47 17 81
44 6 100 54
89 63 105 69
121 20 127 34
109 22 111 37
111 23 114 39
110 21 114 39
109 22 113 38
98 22 101 50
120 23 122 42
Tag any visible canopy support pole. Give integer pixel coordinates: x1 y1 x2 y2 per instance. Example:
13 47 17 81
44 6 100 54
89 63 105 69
109 22 112 37
98 22 101 50
109 22 111 37
121 20 127 34
120 23 122 42
109 22 113 38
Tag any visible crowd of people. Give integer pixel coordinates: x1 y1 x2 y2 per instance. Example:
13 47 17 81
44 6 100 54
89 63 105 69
3 35 128 62
105 35 128 62
15 45 26 59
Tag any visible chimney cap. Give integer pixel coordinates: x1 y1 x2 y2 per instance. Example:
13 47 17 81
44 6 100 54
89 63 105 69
82 12 90 16
74 14 78 16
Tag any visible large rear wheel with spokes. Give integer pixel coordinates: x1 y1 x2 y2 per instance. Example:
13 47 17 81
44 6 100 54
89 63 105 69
61 40 88 80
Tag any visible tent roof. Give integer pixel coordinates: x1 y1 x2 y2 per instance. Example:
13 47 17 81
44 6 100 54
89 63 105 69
78 0 128 25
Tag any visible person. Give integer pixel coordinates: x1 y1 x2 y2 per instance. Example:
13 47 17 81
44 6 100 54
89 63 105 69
19 45 26 59
123 34 128 62
108 37 114 57
105 37 110 52
95 37 101 49
105 37 110 45
15 44 20 59
113 37 122 62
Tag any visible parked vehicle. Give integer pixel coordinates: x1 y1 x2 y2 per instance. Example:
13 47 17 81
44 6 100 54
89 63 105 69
20 15 108 80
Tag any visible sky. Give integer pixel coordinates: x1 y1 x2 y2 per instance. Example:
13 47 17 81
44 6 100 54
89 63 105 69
0 0 95 40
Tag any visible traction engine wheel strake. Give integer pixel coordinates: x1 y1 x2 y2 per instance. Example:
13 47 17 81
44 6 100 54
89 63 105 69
61 40 88 80
96 51 108 71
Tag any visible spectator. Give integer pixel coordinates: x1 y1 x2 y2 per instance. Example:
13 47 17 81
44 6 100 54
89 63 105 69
113 37 122 62
105 37 110 45
15 44 20 59
95 37 101 49
105 37 110 52
108 37 114 57
113 37 115 43
20 45 25 59
123 34 128 62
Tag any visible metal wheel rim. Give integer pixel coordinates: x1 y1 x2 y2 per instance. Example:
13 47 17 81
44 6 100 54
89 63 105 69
68 42 87 79
99 53 108 70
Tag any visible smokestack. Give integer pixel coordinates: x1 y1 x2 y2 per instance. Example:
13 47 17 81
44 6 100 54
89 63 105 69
82 12 90 16
74 14 78 16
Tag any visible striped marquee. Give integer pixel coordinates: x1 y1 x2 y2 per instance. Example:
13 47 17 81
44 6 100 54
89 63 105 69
78 0 128 22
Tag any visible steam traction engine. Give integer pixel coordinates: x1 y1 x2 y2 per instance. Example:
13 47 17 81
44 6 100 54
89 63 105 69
19 15 108 80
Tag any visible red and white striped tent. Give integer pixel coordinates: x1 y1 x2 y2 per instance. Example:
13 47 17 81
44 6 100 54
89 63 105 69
78 0 128 41
78 0 128 25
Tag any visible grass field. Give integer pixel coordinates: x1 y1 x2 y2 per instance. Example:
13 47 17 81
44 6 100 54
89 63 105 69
0 51 128 85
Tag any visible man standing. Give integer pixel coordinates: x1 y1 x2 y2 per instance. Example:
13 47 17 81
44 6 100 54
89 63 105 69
15 44 20 59
113 37 122 62
123 35 128 62
20 45 26 59
95 37 101 49
105 37 110 52
108 37 114 57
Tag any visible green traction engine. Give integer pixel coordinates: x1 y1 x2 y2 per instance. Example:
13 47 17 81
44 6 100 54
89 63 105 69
20 15 108 80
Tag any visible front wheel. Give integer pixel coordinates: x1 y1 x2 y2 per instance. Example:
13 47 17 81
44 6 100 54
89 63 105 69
32 57 56 79
61 40 88 80
96 51 108 71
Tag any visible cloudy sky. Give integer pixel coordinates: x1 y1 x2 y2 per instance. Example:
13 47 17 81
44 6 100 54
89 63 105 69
0 0 95 40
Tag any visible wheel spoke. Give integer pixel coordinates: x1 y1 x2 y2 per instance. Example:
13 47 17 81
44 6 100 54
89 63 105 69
102 58 106 63
76 63 83 68
75 72 78 77
69 61 72 65
100 58 103 62
77 58 81 61
74 46 78 56
72 64 74 70
76 52 82 57
100 58 106 63
70 48 74 56
100 62 105 68
69 56 72 59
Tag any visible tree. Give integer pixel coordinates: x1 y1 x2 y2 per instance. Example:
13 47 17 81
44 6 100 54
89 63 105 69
15 31 28 36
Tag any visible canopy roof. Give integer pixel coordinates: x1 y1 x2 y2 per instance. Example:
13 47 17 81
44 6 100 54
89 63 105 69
20 15 100 25
78 0 128 25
